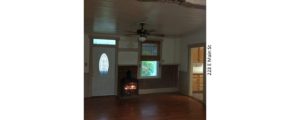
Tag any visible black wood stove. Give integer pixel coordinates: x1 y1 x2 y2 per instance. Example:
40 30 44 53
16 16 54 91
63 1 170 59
120 70 138 97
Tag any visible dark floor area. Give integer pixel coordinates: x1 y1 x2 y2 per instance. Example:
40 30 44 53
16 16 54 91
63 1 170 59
85 93 205 120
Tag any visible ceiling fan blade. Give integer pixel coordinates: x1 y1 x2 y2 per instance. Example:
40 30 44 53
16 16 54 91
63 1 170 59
147 29 155 33
149 33 165 37
126 31 137 33
124 33 138 36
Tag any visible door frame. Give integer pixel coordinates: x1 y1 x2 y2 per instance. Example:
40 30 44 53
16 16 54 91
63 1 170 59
188 43 206 104
88 33 119 97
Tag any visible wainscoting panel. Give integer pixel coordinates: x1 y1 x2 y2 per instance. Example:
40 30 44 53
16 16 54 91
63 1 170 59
139 87 178 94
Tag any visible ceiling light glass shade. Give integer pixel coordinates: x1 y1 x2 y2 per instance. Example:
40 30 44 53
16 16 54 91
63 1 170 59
139 36 146 42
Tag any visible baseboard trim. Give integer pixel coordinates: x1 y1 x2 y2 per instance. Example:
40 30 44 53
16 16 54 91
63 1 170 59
84 95 117 100
139 87 178 94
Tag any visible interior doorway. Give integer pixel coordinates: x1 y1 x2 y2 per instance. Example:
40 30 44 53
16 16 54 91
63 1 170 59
188 43 206 104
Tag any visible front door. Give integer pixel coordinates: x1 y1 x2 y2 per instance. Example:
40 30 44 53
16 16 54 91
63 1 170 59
91 46 116 96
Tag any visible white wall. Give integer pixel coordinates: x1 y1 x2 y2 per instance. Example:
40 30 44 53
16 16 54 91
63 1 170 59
84 34 181 71
84 34 90 73
118 35 180 65
118 36 139 65
161 37 180 64
178 28 206 95
179 28 206 72
84 32 205 96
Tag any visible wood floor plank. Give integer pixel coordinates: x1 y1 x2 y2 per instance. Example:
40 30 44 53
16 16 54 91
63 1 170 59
85 93 206 120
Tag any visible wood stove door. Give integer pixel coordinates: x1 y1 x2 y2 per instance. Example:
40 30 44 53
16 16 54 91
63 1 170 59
91 46 116 96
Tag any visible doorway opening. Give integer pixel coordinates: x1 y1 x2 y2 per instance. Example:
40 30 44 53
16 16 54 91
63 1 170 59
188 43 206 104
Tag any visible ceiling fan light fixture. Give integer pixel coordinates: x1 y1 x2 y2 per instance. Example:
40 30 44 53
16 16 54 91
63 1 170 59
138 36 146 42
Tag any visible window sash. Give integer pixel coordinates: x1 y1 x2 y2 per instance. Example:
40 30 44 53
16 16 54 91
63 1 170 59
140 61 158 77
93 38 116 45
140 41 161 61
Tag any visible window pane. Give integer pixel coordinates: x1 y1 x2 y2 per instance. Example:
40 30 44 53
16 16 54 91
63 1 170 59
142 43 157 56
99 53 109 75
93 39 116 45
141 61 158 77
192 63 203 74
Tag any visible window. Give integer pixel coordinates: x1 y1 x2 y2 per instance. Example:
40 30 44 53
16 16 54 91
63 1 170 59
142 43 158 56
192 63 203 74
99 53 109 75
139 40 161 78
141 61 158 77
93 38 116 45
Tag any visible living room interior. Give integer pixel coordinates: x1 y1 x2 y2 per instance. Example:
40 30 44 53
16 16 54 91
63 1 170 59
84 0 206 120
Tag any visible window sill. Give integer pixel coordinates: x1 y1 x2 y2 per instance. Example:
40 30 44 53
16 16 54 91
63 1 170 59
138 77 160 80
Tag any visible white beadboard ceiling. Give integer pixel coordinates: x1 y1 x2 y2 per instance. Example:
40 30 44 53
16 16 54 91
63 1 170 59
85 0 206 36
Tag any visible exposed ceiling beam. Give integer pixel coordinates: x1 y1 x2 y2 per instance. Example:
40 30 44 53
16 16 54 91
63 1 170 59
137 0 206 9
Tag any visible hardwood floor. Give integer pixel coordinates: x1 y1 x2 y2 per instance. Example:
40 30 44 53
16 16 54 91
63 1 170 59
85 93 206 120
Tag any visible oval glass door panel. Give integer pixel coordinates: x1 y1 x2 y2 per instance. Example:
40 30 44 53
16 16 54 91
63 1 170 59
99 53 109 75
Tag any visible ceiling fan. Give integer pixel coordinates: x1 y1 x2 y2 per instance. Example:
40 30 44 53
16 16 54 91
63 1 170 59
125 23 164 42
